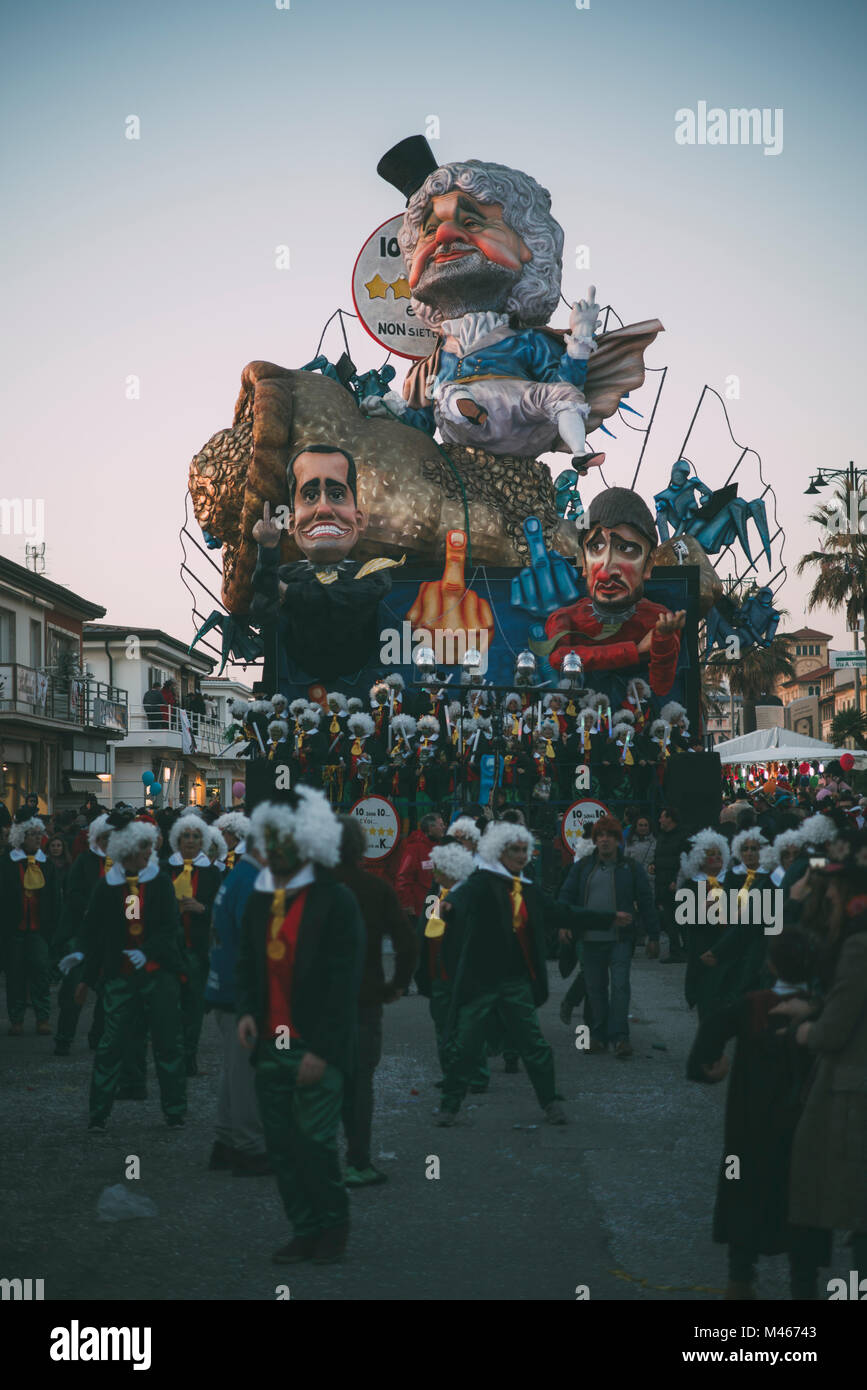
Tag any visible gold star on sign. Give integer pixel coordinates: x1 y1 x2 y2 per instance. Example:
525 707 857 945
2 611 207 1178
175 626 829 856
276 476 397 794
365 274 388 299
390 276 411 300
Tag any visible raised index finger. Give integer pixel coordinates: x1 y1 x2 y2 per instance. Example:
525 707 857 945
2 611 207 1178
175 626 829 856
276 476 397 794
441 529 467 592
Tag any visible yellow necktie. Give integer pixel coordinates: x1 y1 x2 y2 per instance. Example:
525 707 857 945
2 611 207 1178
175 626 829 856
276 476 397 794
425 888 449 939
510 877 524 931
566 699 576 717
545 739 555 759
22 855 45 892
173 859 195 901
351 736 362 756
267 888 288 960
329 714 340 735
226 851 235 870
104 857 113 872
511 714 521 737
126 875 143 937
737 870 757 908
706 874 724 907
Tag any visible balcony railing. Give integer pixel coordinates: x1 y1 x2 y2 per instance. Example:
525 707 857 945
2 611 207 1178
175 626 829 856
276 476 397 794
128 705 234 757
0 663 128 733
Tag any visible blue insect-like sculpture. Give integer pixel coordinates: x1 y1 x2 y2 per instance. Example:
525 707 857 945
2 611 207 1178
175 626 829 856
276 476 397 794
705 586 780 658
654 459 772 567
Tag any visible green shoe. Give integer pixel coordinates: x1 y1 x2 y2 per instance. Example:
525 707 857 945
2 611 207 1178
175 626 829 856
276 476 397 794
344 1165 389 1188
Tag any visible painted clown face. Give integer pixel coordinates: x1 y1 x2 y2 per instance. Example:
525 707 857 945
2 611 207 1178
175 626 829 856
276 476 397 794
581 523 654 616
288 452 366 564
409 191 532 318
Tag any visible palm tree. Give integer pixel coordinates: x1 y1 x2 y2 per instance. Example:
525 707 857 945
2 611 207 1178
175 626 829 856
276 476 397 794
707 635 796 702
831 708 867 751
797 478 867 645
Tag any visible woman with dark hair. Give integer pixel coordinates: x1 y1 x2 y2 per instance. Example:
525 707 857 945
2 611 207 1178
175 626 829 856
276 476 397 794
771 858 867 1290
45 834 72 899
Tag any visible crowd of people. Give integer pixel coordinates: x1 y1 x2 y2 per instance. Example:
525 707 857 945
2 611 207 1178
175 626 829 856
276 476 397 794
0 755 864 1292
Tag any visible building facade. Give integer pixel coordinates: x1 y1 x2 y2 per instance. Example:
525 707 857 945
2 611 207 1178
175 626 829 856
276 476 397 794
83 625 251 809
0 557 129 815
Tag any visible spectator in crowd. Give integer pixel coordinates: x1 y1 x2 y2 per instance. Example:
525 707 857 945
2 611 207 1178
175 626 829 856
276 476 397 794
143 681 164 730
654 806 689 962
395 811 445 918
336 816 418 1187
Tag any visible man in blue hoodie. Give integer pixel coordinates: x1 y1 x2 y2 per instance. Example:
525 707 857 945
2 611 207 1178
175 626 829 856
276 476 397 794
205 817 270 1177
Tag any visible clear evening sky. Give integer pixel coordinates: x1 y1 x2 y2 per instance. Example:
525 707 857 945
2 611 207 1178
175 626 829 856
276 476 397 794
2 0 865 676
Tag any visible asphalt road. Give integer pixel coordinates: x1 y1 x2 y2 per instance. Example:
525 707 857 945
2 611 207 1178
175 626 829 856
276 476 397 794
0 955 855 1301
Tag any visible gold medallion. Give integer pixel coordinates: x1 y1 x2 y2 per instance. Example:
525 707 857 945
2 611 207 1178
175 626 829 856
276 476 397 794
128 922 144 938
315 568 339 586
267 939 287 961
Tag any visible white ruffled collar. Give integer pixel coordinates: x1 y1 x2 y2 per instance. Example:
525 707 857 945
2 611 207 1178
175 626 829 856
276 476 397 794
254 862 315 895
105 857 160 886
479 858 531 886
168 851 211 868
440 310 511 356
10 847 46 862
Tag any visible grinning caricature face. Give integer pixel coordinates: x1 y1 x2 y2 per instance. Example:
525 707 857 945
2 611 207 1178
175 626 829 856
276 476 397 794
581 523 655 616
409 191 532 318
288 453 366 564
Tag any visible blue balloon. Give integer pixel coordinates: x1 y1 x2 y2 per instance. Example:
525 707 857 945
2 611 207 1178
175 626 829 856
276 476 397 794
149 782 163 797
141 770 155 785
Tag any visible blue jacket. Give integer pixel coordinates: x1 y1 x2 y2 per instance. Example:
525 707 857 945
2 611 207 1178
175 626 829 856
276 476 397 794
435 330 590 390
558 850 659 941
205 854 259 1008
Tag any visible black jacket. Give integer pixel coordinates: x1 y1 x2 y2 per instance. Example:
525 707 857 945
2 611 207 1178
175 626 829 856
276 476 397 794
439 869 552 1008
55 849 105 952
80 871 186 987
0 853 60 943
653 826 689 894
235 869 365 1074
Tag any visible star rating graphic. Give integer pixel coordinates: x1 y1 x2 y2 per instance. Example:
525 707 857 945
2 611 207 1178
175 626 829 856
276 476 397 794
364 274 411 301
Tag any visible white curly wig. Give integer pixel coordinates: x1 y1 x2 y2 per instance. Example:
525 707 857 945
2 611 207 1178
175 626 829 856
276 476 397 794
431 842 476 887
759 829 802 873
797 813 836 849
417 715 440 737
348 712 375 739
289 698 309 717
680 829 731 880
730 828 769 863
448 815 481 847
479 820 534 867
249 788 342 868
216 812 251 840
204 825 228 861
390 714 417 742
267 719 289 740
325 691 348 711
347 697 364 713
660 702 688 727
8 817 45 849
169 815 208 853
87 814 112 850
107 820 158 865
571 836 596 862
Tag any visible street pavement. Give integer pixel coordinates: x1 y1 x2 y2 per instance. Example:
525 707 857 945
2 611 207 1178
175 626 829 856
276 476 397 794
1 954 856 1301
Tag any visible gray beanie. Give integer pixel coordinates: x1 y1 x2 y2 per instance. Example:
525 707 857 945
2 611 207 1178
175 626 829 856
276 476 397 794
581 488 657 550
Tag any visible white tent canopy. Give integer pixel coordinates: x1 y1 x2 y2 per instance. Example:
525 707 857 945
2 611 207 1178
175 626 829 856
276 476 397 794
712 726 855 766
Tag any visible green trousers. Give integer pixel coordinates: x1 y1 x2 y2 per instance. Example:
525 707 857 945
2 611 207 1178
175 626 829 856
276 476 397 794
441 976 556 1115
5 932 51 1023
255 1040 348 1239
429 979 489 1086
56 968 108 1049
89 971 186 1123
180 953 208 1069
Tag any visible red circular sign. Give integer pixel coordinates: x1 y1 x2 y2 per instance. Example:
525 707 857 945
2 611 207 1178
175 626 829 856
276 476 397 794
348 794 401 860
351 215 439 361
561 797 610 854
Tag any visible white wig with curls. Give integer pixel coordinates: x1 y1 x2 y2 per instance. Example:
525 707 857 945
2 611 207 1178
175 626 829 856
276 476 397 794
479 820 534 868
249 788 342 869
169 815 208 853
216 812 251 840
106 820 158 865
759 829 802 873
680 829 731 881
88 814 112 851
448 815 481 847
730 828 769 863
8 817 45 849
798 813 836 850
431 842 476 888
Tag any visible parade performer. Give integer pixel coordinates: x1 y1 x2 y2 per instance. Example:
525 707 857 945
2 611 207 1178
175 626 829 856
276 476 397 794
709 829 774 999
168 814 222 1076
215 811 251 872
205 821 270 1176
435 822 569 1126
290 705 324 789
76 817 186 1131
346 712 379 801
336 816 418 1188
413 841 488 1090
235 791 365 1265
53 813 112 1056
545 488 685 697
1 817 59 1037
322 692 349 806
679 830 733 1021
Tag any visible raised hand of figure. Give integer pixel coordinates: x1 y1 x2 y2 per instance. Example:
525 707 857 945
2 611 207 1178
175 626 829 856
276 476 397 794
569 285 600 343
511 517 581 617
637 609 686 654
252 499 283 550
361 391 407 420
406 530 494 643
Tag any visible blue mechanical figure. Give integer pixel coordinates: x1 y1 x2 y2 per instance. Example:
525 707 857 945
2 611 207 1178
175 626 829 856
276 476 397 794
654 459 772 567
705 586 780 658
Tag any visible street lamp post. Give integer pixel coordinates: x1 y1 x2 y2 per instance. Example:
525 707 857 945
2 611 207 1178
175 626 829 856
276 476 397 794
804 460 867 732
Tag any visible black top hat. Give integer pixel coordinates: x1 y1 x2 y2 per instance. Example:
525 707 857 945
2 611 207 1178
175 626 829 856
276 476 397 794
377 135 440 203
